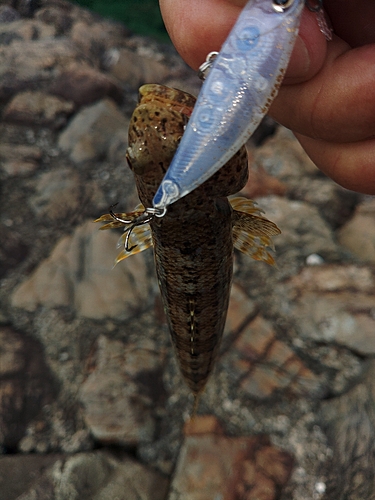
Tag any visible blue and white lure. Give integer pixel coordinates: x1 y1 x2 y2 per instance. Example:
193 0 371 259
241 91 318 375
152 0 308 212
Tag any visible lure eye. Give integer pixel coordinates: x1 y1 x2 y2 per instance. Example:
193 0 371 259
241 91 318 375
272 0 296 12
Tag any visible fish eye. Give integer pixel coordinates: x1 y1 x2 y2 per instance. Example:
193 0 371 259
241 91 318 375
272 0 296 12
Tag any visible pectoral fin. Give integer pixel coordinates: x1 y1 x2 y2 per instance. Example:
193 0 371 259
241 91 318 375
230 196 281 266
95 203 153 265
114 223 152 263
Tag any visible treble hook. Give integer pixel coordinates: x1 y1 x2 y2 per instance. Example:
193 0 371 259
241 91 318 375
109 205 166 252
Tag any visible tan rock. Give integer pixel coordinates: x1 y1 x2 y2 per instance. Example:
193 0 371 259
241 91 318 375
106 47 171 88
337 199 375 263
50 63 123 106
170 432 293 499
3 91 74 128
11 220 149 319
79 335 165 445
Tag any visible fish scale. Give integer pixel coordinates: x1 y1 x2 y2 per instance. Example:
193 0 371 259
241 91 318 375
96 85 280 396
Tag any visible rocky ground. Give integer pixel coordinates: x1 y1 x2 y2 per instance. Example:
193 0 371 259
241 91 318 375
1 1 375 499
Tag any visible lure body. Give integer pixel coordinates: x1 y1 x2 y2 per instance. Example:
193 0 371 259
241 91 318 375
153 0 304 210
96 85 280 395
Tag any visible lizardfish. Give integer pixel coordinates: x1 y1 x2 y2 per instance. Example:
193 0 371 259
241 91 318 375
96 85 280 395
152 0 305 211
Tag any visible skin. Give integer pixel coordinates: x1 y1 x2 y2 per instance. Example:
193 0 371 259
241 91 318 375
159 0 375 194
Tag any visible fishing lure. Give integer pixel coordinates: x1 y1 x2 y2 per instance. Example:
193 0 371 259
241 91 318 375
152 0 306 211
96 85 280 395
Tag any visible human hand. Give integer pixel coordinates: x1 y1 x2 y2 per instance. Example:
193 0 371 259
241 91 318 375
159 0 375 194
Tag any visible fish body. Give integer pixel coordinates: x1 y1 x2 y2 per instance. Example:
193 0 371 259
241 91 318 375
153 0 304 210
96 85 280 395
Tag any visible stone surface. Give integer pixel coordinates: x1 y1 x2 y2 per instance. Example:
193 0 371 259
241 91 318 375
221 315 326 400
337 198 375 262
106 46 171 88
170 422 293 500
0 38 77 101
11 220 150 319
79 335 165 445
0 143 41 176
3 91 74 128
50 63 123 106
289 265 375 354
58 98 129 162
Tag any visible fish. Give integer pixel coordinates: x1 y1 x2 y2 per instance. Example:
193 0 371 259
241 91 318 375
152 0 305 210
96 84 280 396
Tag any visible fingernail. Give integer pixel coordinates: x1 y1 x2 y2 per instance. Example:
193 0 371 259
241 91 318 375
285 36 310 81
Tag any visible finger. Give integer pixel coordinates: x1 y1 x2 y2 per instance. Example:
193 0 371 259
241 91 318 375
270 41 375 142
296 133 375 195
160 0 326 80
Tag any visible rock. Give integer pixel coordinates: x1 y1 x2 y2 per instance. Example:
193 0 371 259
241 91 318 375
35 5 74 35
70 19 129 58
224 282 258 335
221 315 326 399
0 454 63 500
241 150 287 199
0 38 77 101
286 177 359 229
79 335 165 446
253 196 342 270
321 360 375 499
58 98 129 162
170 423 293 500
49 63 123 107
254 127 319 180
184 414 224 436
288 265 375 355
0 224 29 278
0 19 56 43
11 220 150 319
0 326 56 450
29 168 82 219
91 455 169 500
105 47 171 88
3 91 74 128
337 198 375 263
0 5 21 23
0 143 41 176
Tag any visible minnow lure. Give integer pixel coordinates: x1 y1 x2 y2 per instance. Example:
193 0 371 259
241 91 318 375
96 85 280 395
152 0 305 211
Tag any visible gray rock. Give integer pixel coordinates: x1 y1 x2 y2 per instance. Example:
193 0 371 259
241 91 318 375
288 265 375 355
29 168 82 219
58 98 129 162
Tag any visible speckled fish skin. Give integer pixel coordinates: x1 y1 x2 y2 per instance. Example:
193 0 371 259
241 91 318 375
127 84 249 394
153 0 304 210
